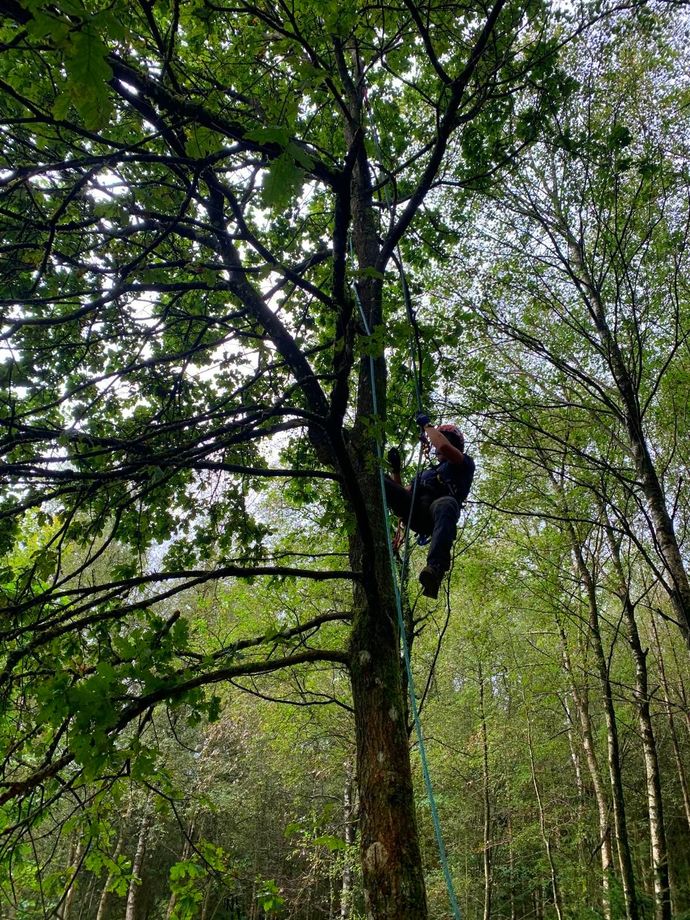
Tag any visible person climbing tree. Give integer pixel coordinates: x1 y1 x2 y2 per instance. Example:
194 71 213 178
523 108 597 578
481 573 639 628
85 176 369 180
385 413 475 598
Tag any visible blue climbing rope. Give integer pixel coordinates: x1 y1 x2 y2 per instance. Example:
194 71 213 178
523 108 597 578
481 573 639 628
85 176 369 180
351 276 462 920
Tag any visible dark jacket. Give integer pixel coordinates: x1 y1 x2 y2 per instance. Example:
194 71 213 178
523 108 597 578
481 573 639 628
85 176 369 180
417 454 475 504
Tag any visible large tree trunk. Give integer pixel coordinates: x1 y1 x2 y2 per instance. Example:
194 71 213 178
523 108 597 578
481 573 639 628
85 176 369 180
557 623 614 920
343 54 428 915
349 532 428 919
347 439 427 919
606 522 671 920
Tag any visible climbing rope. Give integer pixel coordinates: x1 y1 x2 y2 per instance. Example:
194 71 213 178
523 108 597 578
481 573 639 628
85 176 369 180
351 276 462 920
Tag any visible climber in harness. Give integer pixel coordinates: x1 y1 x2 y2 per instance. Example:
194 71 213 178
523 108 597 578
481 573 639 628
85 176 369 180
385 413 475 599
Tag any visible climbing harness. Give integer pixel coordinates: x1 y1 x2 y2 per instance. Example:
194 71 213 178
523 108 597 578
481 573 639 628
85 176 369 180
391 431 432 557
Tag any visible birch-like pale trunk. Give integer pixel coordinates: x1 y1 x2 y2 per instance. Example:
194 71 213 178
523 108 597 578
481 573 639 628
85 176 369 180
650 614 690 833
57 839 84 920
508 813 516 920
605 521 671 920
558 623 614 920
96 793 134 920
340 760 357 920
525 709 564 920
125 792 154 920
561 227 690 648
565 520 639 920
478 661 493 920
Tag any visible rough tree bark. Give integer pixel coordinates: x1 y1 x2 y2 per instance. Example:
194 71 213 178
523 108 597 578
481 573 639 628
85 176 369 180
340 39 429 914
348 513 428 918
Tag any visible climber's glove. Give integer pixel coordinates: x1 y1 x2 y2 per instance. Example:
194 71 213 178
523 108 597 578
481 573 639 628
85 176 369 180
387 447 402 474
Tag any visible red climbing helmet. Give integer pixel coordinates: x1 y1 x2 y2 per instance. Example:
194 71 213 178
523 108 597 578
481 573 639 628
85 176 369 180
438 424 464 452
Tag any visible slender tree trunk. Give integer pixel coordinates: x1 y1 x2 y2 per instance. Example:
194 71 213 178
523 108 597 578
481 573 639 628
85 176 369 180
80 872 99 920
478 662 493 920
566 522 639 920
564 695 585 808
166 820 197 920
650 614 690 832
665 619 690 736
525 709 564 920
200 883 212 920
534 886 543 920
557 621 614 920
508 813 516 920
340 761 357 920
125 793 154 920
563 693 589 881
564 234 690 646
605 523 671 920
58 839 84 920
96 794 134 920
664 621 690 738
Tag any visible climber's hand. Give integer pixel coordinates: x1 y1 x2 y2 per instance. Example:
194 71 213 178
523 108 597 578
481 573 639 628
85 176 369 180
387 447 402 474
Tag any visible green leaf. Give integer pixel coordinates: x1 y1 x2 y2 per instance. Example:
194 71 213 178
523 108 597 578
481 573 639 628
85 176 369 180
261 152 303 211
186 126 217 158
245 125 291 147
313 833 348 851
288 142 314 171
63 21 113 130
608 123 632 150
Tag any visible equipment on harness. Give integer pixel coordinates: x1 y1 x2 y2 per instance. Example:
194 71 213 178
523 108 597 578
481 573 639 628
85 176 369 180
419 460 465 505
392 517 431 558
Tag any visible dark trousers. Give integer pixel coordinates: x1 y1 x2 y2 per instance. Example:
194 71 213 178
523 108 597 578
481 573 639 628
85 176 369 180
384 478 460 573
